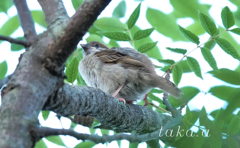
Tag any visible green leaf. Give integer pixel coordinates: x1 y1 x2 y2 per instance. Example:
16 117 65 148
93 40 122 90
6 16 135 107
209 86 240 106
186 20 206 35
150 88 163 94
166 47 187 54
170 0 211 20
221 6 235 29
31 10 47 28
215 37 240 60
112 1 126 18
182 107 200 129
193 130 205 148
187 57 202 79
227 116 240 135
101 129 110 135
178 25 200 44
0 0 13 14
86 34 104 43
198 11 217 36
133 28 154 40
219 27 239 50
88 25 103 35
199 107 209 126
108 40 119 48
71 0 84 10
208 68 240 85
11 37 25 51
230 28 240 35
0 15 19 36
137 41 157 53
77 73 86 85
89 128 96 135
173 65 183 86
45 136 65 146
169 86 199 108
41 111 50 121
98 31 131 41
127 3 141 29
227 137 239 148
65 56 80 83
34 139 47 148
158 59 175 65
178 60 191 73
148 93 162 103
200 47 218 71
0 61 7 80
204 39 216 50
210 134 222 148
131 26 162 59
146 8 186 41
74 142 95 148
94 17 127 32
129 143 139 148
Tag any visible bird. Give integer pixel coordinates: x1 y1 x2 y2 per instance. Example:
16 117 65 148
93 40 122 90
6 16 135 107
78 41 182 104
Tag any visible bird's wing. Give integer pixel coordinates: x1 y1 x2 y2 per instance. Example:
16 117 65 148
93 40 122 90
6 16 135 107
95 49 149 71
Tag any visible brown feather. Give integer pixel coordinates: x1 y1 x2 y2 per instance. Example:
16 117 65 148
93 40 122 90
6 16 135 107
95 49 149 72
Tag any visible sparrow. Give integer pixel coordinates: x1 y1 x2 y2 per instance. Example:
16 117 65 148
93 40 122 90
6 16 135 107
78 41 182 104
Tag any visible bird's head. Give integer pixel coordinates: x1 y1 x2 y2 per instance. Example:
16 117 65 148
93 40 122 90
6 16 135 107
80 41 108 56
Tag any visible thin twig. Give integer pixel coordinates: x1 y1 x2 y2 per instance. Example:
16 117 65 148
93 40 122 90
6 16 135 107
169 30 228 71
148 102 171 114
13 0 37 42
162 70 175 113
0 35 30 47
31 126 161 144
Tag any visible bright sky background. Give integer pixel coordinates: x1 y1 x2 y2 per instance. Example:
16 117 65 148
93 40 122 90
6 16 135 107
0 0 239 148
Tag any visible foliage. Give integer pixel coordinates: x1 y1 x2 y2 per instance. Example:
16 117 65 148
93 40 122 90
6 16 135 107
1 0 240 148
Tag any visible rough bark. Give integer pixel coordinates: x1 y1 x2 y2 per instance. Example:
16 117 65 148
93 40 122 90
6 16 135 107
44 85 171 134
0 0 111 147
43 84 181 144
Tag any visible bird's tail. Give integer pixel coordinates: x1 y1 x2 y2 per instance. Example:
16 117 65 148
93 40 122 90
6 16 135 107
150 74 183 98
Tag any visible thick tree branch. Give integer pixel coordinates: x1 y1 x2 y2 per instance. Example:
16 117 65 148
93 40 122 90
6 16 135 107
44 84 165 133
70 115 94 127
0 1 112 147
45 0 111 68
37 0 69 25
43 84 182 143
0 35 30 47
13 0 37 42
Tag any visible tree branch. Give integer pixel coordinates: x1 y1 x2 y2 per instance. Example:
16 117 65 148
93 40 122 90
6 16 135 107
0 35 30 47
0 1 112 148
31 127 164 144
13 0 37 42
37 0 69 25
45 0 111 68
43 84 182 143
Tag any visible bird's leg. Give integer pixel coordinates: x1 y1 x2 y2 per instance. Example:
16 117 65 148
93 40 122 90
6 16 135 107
112 84 126 104
144 93 149 107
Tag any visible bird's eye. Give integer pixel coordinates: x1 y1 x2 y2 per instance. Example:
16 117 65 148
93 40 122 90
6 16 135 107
95 44 99 48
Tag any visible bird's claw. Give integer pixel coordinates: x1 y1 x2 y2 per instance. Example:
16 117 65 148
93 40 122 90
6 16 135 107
117 98 126 104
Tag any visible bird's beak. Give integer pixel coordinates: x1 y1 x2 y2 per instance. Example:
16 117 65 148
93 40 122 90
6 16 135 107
80 44 90 52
